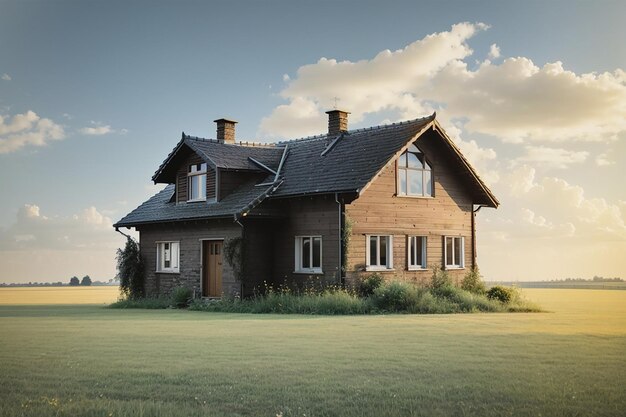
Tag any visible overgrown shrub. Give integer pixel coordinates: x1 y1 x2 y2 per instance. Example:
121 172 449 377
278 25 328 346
171 286 193 308
430 265 452 290
486 285 513 303
357 273 384 297
116 237 145 299
460 266 486 294
371 281 420 312
109 297 171 309
190 290 372 315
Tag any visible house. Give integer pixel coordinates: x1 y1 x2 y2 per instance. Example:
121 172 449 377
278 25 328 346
114 110 498 298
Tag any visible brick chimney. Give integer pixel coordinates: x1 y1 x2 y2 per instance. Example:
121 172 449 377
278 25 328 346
325 110 349 136
214 118 237 144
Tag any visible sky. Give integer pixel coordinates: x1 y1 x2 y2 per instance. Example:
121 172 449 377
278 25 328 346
0 0 624 283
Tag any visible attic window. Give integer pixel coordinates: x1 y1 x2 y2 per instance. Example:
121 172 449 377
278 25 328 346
188 163 207 202
398 144 433 197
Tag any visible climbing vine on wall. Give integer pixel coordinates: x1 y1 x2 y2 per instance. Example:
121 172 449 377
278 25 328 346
224 236 244 282
342 213 354 274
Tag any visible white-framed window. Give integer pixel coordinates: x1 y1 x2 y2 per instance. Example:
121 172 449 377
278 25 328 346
366 235 393 270
188 162 207 201
156 241 180 273
294 236 322 273
444 236 465 269
407 236 427 270
397 143 433 197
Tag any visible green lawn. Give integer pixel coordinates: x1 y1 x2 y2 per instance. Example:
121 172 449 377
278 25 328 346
0 289 624 416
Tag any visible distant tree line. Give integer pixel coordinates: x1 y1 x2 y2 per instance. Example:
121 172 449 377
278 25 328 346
561 276 623 282
0 278 119 287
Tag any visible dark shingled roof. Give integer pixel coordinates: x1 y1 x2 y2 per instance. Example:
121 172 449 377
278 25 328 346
114 181 277 227
273 115 434 197
152 136 284 183
186 138 284 171
116 112 498 228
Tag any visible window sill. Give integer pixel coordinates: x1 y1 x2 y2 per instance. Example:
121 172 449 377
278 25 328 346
408 267 428 271
445 266 465 270
365 267 395 272
293 270 324 275
187 198 207 203
156 270 180 274
395 194 434 199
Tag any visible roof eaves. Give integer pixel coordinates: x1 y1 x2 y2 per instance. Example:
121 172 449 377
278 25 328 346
432 120 499 208
151 136 186 182
236 180 284 220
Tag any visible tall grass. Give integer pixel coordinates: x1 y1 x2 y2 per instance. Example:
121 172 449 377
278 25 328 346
189 281 541 315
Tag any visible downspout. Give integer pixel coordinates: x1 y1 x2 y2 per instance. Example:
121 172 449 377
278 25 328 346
335 192 343 285
471 205 485 269
234 215 245 297
115 227 133 241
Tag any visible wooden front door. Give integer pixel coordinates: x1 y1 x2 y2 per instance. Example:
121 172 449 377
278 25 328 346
202 241 223 297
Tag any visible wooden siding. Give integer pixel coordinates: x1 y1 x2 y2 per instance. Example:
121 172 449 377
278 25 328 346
138 220 242 297
271 195 341 287
345 133 474 285
175 153 216 203
241 219 277 296
219 170 266 200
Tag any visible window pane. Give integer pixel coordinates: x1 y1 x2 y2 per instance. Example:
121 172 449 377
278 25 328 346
312 237 321 268
398 168 407 195
416 237 423 266
200 163 207 171
369 236 377 266
407 152 423 168
409 237 416 266
171 243 179 269
454 238 462 266
398 153 407 168
446 237 453 265
424 170 432 197
407 144 419 153
408 170 423 196
189 176 198 199
302 238 311 268
379 236 387 266
199 174 206 199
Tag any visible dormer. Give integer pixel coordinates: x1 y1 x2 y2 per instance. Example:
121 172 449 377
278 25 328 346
151 119 285 204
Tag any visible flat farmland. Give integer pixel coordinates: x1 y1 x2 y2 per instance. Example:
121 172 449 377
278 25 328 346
0 286 120 305
0 288 624 416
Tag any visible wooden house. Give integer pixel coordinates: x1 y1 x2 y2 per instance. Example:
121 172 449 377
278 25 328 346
114 111 498 297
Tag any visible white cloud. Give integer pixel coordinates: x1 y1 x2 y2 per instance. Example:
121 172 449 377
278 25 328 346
0 110 66 153
430 60 626 143
517 145 589 169
80 124 113 135
0 204 118 251
493 165 626 240
259 23 626 145
260 22 487 138
595 152 614 166
1 73 11 81
488 44 500 59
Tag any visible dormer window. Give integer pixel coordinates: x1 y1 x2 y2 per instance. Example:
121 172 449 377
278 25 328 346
397 144 432 197
188 163 207 201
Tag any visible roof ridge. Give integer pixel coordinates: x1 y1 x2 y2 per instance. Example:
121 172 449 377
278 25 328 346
183 134 280 148
276 112 436 145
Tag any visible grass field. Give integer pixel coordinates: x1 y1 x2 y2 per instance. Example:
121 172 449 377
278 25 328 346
0 289 624 416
